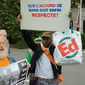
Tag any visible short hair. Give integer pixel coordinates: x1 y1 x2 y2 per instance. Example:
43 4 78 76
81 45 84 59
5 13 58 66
0 34 9 49
0 29 7 35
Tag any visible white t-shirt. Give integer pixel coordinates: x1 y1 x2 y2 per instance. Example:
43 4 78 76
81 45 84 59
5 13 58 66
35 48 54 79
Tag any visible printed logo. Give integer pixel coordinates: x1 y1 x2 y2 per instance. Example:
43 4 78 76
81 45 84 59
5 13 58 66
57 37 79 58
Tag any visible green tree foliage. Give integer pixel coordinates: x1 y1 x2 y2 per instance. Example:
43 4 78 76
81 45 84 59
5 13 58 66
0 0 22 40
81 33 85 49
0 0 45 42
71 0 85 7
71 0 80 5
82 0 85 7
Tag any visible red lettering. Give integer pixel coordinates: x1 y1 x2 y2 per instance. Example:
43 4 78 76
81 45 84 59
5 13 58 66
57 13 58 17
57 42 70 57
45 4 47 7
32 13 57 18
43 13 46 17
68 43 75 52
53 13 56 18
38 13 40 17
68 38 79 52
41 13 43 17
32 13 35 17
57 38 79 57
39 4 56 8
47 13 50 17
50 13 53 17
32 13 37 17
53 4 56 7
39 4 44 7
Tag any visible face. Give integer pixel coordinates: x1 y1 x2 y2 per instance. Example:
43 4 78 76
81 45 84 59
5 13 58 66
0 36 5 50
0 36 8 58
42 37 52 48
0 32 7 38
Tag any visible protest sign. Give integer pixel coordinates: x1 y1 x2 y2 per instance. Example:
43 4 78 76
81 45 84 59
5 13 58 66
21 0 71 31
0 59 28 85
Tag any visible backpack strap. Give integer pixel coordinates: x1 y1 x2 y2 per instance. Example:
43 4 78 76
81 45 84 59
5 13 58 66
41 46 55 65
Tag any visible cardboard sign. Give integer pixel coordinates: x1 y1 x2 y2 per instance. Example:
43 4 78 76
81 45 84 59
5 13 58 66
20 0 71 31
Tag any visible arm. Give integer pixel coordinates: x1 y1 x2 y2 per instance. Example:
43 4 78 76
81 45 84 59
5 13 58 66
68 10 72 26
21 30 37 52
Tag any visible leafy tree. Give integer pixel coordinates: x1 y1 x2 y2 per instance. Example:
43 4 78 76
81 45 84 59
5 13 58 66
0 0 21 41
0 0 44 43
71 0 80 5
71 0 85 7
82 0 85 7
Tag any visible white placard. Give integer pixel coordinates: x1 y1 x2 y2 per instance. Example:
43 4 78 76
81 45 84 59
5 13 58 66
0 59 28 85
21 0 71 31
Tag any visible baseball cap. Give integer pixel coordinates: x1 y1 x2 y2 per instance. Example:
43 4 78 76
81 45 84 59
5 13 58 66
42 32 52 38
34 38 41 42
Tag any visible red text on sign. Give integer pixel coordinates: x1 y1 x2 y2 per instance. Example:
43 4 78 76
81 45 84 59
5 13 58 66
32 13 58 18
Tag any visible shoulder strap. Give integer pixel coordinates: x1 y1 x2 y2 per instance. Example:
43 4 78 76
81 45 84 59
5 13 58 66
41 46 55 65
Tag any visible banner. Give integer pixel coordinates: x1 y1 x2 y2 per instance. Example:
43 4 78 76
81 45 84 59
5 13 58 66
21 0 71 31
0 59 28 85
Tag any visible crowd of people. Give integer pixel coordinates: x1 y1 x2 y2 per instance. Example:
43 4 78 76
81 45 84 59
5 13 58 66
0 8 72 85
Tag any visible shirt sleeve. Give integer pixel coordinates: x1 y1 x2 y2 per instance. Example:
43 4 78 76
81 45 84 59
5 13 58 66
21 30 37 52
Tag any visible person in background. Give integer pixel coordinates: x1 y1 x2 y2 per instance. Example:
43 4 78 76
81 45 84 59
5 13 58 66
0 34 16 67
26 37 42 63
0 29 10 54
26 37 41 85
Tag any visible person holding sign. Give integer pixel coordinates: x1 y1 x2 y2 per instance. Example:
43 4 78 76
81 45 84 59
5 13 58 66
0 34 16 67
18 11 72 85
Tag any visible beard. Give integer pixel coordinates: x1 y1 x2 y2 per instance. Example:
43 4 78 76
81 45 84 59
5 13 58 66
0 47 8 59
